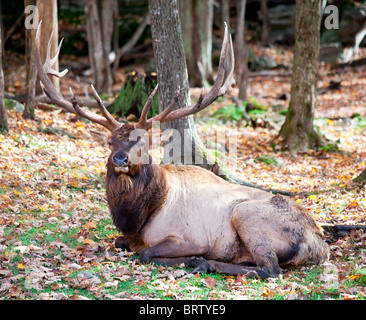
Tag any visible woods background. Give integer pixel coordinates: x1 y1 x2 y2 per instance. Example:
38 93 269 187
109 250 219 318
0 0 366 300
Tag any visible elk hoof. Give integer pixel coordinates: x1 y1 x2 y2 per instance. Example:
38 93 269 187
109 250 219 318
115 236 130 250
191 261 216 274
185 256 207 268
139 250 151 264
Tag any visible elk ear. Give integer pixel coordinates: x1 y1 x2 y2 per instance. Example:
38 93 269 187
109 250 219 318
89 130 109 147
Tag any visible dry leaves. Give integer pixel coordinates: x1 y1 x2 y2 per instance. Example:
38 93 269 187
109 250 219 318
1 46 366 300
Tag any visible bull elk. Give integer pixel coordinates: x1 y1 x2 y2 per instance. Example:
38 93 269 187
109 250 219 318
34 22 329 278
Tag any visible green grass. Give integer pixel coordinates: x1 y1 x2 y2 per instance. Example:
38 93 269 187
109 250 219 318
2 122 365 300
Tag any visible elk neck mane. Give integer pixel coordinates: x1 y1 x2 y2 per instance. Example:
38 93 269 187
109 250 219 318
105 162 168 237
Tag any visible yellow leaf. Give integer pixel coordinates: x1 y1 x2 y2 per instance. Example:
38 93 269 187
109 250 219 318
347 200 359 209
75 121 85 128
262 287 274 298
85 221 97 230
309 195 316 201
17 263 27 270
347 274 360 280
82 238 94 245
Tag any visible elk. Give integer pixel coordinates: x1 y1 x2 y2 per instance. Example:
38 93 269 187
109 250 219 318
34 22 329 278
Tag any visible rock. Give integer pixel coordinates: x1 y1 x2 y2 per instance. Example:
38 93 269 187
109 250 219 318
4 98 24 113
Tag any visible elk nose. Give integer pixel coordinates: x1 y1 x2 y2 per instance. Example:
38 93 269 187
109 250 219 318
113 151 128 167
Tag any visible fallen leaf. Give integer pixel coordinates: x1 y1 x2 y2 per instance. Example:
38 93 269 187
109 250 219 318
17 263 27 270
262 287 275 298
82 238 94 245
203 277 216 288
85 221 97 230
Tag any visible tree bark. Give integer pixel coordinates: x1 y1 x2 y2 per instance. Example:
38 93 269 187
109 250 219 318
260 0 270 46
37 0 59 93
23 0 37 120
179 0 214 88
149 0 210 166
279 0 324 153
148 0 292 196
221 0 230 30
0 24 8 133
85 0 112 95
234 0 248 101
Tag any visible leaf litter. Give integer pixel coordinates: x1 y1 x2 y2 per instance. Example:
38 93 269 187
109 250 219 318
1 47 366 300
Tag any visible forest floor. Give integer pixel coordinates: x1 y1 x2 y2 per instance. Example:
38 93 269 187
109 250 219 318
1 45 366 300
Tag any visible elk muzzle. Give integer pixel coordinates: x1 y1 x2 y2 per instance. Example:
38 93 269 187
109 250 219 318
113 151 129 174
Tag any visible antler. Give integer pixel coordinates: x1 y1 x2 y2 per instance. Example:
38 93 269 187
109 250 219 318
34 21 234 133
136 22 235 130
33 21 120 132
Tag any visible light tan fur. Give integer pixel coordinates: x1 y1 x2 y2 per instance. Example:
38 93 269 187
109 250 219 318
135 165 329 277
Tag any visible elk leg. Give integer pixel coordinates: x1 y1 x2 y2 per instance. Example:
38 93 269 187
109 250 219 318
192 260 275 278
139 256 207 268
139 239 207 267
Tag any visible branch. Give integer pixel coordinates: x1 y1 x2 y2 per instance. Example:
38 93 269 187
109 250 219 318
5 93 112 110
211 162 294 197
112 13 150 78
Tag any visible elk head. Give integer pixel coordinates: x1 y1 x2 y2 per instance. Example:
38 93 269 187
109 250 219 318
33 21 235 177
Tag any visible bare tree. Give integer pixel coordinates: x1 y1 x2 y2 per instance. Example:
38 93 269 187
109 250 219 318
279 0 325 152
0 25 7 133
38 0 60 92
23 0 59 119
149 0 207 165
222 0 230 30
260 0 270 46
85 0 113 95
23 0 37 119
112 11 150 81
147 0 292 195
179 0 214 87
235 0 248 101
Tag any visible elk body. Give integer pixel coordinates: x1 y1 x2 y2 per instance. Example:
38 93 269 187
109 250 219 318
34 23 329 278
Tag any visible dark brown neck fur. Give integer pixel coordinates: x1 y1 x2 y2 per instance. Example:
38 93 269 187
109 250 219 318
106 163 168 238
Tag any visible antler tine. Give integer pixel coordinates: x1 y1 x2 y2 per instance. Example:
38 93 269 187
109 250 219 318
34 21 74 113
138 87 181 130
220 24 236 95
139 23 235 126
138 84 159 128
90 84 120 128
44 29 68 78
33 21 120 132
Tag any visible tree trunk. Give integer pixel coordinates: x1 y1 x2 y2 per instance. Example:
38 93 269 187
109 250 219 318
149 0 291 196
23 0 37 120
260 0 270 46
179 0 214 88
235 0 248 101
37 0 59 93
222 0 230 30
85 0 112 95
279 0 324 153
112 12 150 81
352 168 366 187
0 25 8 133
149 0 210 166
0 1 4 57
